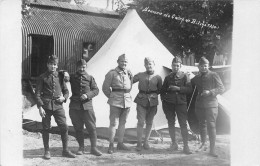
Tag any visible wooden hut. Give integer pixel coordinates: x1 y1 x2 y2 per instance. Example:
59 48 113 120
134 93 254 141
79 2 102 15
22 0 121 78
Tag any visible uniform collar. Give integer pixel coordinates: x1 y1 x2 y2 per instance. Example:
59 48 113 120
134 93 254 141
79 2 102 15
170 71 182 78
146 70 154 75
199 70 210 77
115 67 127 74
76 71 89 79
46 71 58 77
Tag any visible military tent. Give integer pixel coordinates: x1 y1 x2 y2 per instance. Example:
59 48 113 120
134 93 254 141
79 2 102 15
23 9 186 143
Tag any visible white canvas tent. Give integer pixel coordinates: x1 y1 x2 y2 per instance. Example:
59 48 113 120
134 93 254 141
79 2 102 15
86 9 174 129
22 9 177 141
23 9 231 141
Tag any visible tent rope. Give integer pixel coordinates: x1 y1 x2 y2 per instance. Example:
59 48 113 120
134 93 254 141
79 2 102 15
22 120 36 125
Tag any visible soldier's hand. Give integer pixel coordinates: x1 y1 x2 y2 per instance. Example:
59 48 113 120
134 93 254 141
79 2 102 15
201 90 211 96
56 96 65 103
80 94 88 101
168 85 180 91
39 107 46 118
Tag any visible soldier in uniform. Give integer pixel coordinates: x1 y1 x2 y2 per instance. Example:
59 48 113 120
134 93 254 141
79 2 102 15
102 54 133 154
160 57 192 154
69 59 102 156
191 57 225 157
133 57 162 151
35 55 76 159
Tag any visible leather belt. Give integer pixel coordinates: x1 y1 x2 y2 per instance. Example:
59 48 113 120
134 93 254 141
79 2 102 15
42 96 60 100
112 89 128 93
139 90 157 94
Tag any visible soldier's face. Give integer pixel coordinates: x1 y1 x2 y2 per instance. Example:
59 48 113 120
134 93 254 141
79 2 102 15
172 62 181 73
47 62 58 72
145 61 155 72
198 64 209 73
117 59 128 70
77 65 87 73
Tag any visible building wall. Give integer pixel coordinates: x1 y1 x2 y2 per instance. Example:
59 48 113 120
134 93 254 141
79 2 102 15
22 7 121 77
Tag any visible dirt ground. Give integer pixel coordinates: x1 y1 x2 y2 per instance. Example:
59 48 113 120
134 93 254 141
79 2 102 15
23 130 230 166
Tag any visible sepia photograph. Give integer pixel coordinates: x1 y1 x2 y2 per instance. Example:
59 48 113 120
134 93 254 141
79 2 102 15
0 0 260 165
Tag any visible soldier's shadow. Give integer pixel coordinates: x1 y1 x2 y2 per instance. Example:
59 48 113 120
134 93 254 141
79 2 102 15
23 147 68 159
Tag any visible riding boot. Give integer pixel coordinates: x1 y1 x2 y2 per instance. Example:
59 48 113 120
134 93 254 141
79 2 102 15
61 130 76 158
75 131 85 155
42 130 51 159
181 128 192 154
90 132 102 156
168 125 178 150
42 130 50 151
208 126 218 157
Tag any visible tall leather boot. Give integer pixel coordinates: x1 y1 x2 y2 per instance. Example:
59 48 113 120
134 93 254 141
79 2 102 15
42 130 51 159
208 124 218 157
61 130 76 158
181 128 192 154
143 124 152 150
90 131 102 156
75 131 85 155
197 122 208 151
168 125 178 150
136 124 143 151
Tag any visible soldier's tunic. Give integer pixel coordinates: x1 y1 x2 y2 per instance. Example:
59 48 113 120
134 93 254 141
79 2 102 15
102 67 132 127
69 71 99 139
133 71 162 126
35 71 69 131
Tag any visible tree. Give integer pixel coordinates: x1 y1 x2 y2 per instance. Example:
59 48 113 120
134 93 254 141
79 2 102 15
120 0 233 64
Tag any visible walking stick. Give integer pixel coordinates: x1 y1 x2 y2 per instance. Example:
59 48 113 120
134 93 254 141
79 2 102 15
186 86 197 136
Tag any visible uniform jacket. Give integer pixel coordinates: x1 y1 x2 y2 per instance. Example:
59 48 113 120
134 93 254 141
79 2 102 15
133 71 162 107
35 71 69 110
69 71 99 110
102 67 132 108
160 71 192 105
191 70 225 108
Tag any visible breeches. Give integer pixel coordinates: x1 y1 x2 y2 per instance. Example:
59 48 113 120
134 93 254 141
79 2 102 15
162 101 188 129
195 107 218 129
109 105 130 128
136 104 157 127
42 108 68 132
69 109 97 134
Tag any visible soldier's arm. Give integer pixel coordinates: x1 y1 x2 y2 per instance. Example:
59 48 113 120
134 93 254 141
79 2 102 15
157 75 163 94
61 80 69 102
133 73 139 84
86 76 99 99
127 69 134 91
102 71 113 98
35 76 44 108
179 74 192 94
160 76 169 99
210 73 225 96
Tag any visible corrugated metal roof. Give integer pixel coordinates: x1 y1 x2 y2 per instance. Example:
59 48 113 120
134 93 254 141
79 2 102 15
29 0 119 16
22 7 121 75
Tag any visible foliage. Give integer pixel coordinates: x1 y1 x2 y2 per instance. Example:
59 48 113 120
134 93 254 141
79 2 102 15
120 0 233 63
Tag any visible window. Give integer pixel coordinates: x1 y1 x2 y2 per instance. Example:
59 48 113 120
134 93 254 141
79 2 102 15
82 42 95 62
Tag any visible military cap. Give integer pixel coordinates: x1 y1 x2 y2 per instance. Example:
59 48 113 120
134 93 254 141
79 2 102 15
144 57 154 64
172 56 182 64
76 59 87 67
117 54 128 61
47 55 59 64
199 56 209 65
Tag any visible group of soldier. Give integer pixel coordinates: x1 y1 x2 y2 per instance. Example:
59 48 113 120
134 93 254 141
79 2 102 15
35 53 224 160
